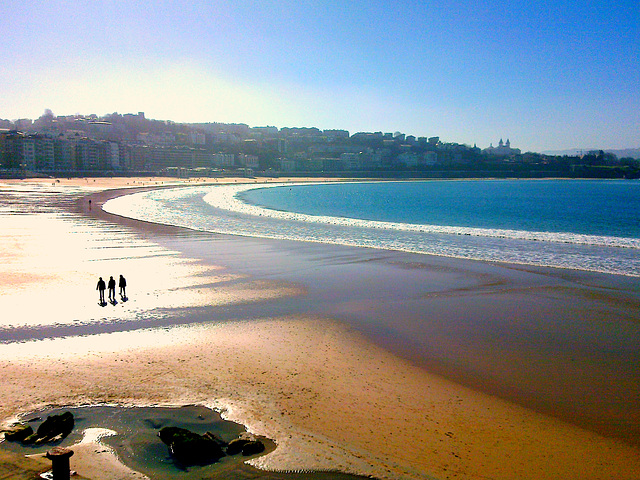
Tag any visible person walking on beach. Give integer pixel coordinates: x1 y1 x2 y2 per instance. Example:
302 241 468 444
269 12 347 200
96 277 106 304
119 274 127 298
108 276 116 302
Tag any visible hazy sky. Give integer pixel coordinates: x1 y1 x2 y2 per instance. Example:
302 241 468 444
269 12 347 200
2 0 638 152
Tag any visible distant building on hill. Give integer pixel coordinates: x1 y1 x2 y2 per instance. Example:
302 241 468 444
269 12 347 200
324 129 350 140
483 138 521 156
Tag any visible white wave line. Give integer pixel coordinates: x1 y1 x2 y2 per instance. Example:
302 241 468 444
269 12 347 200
202 183 640 250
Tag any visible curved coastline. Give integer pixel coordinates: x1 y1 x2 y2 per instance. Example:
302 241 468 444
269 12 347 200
94 182 640 445
230 181 640 249
1 177 640 480
98 181 640 444
102 181 640 277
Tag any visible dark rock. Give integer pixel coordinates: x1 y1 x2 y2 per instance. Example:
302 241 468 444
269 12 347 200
22 433 40 444
242 440 265 456
158 427 225 466
226 438 250 455
203 431 227 448
36 412 74 442
4 424 34 442
14 412 75 445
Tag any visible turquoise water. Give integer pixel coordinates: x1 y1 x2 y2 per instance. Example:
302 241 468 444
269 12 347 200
240 180 640 239
103 179 640 276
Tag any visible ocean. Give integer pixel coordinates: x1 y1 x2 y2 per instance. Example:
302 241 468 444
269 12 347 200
104 179 640 277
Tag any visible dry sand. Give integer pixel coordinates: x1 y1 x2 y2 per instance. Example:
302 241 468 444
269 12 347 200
1 177 639 480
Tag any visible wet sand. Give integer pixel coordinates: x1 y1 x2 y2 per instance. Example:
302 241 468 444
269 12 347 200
1 177 640 480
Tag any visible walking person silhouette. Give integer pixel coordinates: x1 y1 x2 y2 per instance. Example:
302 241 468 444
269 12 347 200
119 274 127 299
96 277 106 304
108 276 116 302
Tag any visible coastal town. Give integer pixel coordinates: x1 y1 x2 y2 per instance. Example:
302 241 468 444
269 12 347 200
1 110 638 178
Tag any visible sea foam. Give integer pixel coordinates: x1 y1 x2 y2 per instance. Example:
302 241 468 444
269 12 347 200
104 183 640 277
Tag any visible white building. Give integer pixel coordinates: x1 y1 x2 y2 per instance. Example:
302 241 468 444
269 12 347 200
237 154 259 168
212 153 235 167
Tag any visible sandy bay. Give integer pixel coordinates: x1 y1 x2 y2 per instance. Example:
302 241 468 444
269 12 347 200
0 177 639 480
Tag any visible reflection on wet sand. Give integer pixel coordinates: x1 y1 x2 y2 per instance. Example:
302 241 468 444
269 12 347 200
1 178 640 480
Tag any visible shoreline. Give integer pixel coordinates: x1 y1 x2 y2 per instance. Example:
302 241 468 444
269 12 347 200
1 177 639 480
101 179 640 278
88 181 640 445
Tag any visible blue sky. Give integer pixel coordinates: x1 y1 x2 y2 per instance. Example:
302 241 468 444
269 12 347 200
1 0 638 152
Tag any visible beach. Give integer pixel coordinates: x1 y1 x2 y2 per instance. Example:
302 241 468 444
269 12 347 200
1 177 639 480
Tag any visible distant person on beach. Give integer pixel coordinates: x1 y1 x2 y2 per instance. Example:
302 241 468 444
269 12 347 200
119 274 127 297
96 277 106 303
108 276 116 301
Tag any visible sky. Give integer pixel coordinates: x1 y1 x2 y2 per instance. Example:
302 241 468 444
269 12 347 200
1 0 638 152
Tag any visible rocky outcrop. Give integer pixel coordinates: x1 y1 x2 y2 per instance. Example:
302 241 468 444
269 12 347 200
158 427 267 465
159 427 226 466
202 431 227 449
225 437 249 455
240 440 265 456
226 433 265 456
4 412 74 445
3 424 34 442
